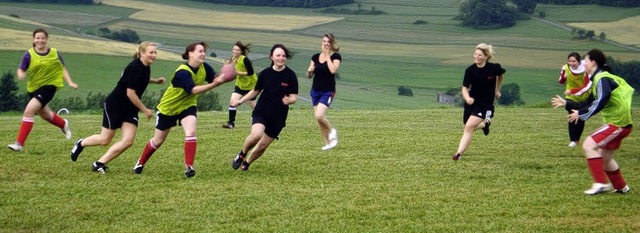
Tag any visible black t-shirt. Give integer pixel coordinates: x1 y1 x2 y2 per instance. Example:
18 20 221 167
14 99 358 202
311 53 341 92
253 66 299 125
105 59 151 112
462 62 505 107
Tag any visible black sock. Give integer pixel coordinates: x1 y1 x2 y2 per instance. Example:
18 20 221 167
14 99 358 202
228 106 237 125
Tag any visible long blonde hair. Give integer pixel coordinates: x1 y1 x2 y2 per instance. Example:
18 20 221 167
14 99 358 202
134 41 159 59
324 33 340 52
475 43 494 61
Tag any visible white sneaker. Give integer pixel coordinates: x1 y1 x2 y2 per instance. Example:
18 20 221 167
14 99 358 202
321 142 337 151
329 128 337 141
61 119 72 140
584 183 612 195
7 142 23 152
568 141 577 147
614 185 631 194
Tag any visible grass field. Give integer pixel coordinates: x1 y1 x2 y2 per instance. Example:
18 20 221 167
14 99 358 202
1 108 639 232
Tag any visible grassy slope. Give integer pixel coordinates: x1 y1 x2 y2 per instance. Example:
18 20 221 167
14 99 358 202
1 108 639 232
0 1 638 109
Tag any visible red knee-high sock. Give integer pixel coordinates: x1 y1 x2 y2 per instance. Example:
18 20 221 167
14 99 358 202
606 169 627 190
586 158 608 184
184 136 197 167
48 112 65 128
16 117 34 145
137 140 158 165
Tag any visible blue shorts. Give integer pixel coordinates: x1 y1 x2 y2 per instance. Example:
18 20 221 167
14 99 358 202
310 89 335 107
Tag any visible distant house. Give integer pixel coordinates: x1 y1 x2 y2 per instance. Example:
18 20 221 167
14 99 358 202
437 93 457 104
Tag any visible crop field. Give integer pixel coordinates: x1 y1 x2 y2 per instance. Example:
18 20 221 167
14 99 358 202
1 108 640 232
101 0 343 31
568 16 640 47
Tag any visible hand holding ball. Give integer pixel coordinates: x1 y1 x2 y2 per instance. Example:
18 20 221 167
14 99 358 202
219 64 237 82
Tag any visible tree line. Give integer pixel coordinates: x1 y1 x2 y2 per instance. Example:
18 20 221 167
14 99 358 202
0 0 93 3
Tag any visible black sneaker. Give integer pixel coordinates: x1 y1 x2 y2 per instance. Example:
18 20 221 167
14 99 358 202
184 166 196 178
70 138 84 162
222 123 235 129
452 153 462 161
482 121 491 136
231 153 245 170
240 161 250 171
92 162 108 174
133 163 144 174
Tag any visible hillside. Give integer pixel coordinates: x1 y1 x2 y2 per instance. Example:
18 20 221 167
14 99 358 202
0 0 638 109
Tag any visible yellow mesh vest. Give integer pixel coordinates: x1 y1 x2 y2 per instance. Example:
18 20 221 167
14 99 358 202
592 71 634 127
26 48 64 93
157 64 206 116
234 55 258 91
562 64 589 102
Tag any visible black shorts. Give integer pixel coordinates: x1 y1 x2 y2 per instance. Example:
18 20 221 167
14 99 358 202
155 106 197 130
251 113 284 139
463 104 494 124
233 86 256 100
102 102 139 129
28 85 57 106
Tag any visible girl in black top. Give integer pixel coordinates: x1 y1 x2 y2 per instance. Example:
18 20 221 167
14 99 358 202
452 43 505 161
231 44 299 171
70 41 165 173
307 33 342 151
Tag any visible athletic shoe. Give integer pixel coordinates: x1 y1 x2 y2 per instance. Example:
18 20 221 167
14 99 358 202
133 163 144 174
568 141 578 147
222 123 234 129
231 153 245 170
240 161 250 171
329 128 338 141
61 119 72 140
583 183 612 195
7 142 23 152
452 153 461 161
613 185 630 194
321 143 337 151
70 138 84 162
482 121 490 136
184 166 196 178
92 162 108 174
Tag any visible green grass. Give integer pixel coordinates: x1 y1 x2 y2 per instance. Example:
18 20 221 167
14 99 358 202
1 108 640 232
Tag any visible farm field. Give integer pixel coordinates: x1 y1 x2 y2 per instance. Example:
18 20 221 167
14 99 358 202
1 108 640 232
0 0 638 109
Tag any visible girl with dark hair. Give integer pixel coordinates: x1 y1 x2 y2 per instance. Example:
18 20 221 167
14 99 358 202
8 28 79 152
132 41 226 178
231 44 298 171
552 48 634 195
70 41 166 173
222 41 258 129
558 52 591 147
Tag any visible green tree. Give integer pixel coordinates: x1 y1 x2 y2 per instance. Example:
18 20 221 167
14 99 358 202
511 0 536 14
0 71 22 112
458 0 518 29
498 83 524 105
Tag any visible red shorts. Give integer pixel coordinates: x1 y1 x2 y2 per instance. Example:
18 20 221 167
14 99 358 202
590 124 633 150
